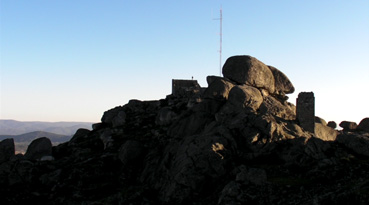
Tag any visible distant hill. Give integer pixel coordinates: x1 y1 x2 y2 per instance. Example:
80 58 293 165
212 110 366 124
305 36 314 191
0 131 73 154
0 120 94 135
0 131 72 143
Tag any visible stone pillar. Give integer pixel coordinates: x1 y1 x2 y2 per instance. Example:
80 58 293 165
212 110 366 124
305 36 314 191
296 92 315 133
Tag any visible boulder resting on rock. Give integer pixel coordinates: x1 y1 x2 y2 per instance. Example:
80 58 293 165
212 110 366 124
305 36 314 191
339 121 357 131
222 55 275 94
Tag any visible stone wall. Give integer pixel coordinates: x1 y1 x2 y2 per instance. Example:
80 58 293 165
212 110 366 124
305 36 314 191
172 79 201 97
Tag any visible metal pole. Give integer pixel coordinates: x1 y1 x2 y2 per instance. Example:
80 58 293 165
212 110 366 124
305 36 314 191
219 7 222 76
213 6 223 76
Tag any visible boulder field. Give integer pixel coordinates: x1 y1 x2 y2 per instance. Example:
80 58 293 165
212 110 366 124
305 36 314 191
1 55 369 204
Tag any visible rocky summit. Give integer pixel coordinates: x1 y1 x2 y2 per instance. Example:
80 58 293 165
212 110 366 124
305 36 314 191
1 55 369 204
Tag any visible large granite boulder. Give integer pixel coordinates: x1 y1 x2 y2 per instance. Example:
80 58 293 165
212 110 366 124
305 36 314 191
314 117 337 141
268 65 295 95
203 76 235 99
0 138 15 163
357 118 369 132
24 137 52 160
314 122 338 141
227 85 263 111
222 55 275 94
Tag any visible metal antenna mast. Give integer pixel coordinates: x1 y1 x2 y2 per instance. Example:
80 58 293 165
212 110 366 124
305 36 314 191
219 7 222 76
213 7 223 76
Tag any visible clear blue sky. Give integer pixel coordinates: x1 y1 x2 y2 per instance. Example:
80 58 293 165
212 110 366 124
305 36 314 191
1 0 368 124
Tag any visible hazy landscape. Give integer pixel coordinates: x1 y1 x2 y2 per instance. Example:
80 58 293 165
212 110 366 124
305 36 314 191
0 120 93 135
0 120 93 153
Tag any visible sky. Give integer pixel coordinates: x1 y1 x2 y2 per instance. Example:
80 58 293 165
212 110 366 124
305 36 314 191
1 0 368 124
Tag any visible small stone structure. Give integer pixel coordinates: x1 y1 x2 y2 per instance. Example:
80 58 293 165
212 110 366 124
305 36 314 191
296 92 315 133
172 79 201 97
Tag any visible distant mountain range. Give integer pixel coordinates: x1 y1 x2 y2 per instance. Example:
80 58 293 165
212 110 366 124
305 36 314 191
0 131 72 143
0 120 94 153
0 131 73 154
0 120 94 135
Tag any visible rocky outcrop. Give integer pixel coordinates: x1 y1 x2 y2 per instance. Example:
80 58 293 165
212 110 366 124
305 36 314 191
119 140 144 166
357 118 369 132
0 138 15 163
314 117 338 141
336 132 369 157
24 137 52 160
314 122 338 141
339 121 358 131
327 121 337 129
203 76 235 99
1 55 369 204
315 116 327 125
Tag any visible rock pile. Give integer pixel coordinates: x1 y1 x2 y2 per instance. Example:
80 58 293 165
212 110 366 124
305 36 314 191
1 55 369 204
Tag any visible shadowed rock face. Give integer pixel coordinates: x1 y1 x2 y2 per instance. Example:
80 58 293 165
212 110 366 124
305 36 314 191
0 138 15 163
357 118 369 132
227 85 263 111
339 121 358 131
204 76 235 99
268 65 295 95
327 121 337 129
24 137 52 160
1 55 369 205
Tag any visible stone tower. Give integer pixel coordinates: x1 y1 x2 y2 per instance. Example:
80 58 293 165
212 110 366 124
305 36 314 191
296 92 315 133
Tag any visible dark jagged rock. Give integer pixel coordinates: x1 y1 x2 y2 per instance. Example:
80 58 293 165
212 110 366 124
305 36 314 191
327 121 337 129
315 116 327 125
0 138 15 163
1 55 369 204
24 137 52 160
204 76 235 99
339 120 358 131
357 118 369 132
118 140 144 166
336 132 369 157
